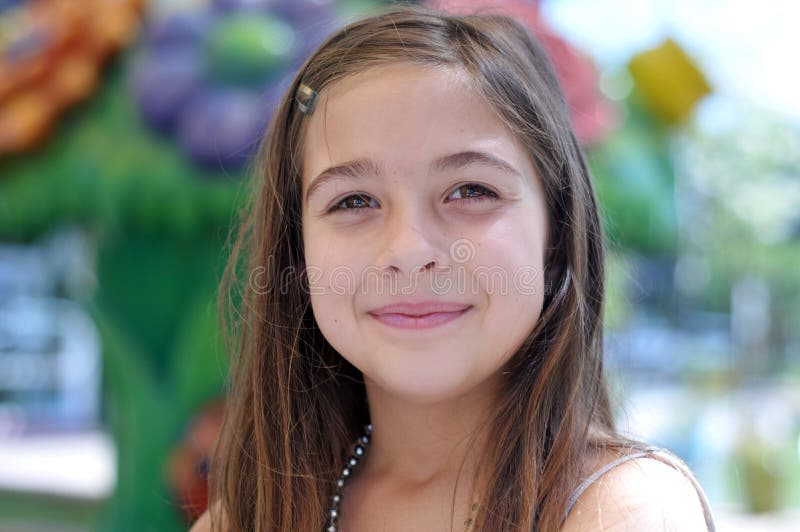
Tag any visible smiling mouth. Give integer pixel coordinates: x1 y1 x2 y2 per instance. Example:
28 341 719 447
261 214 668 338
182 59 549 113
368 306 472 330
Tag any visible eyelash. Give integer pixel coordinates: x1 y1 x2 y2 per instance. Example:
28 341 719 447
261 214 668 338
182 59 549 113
326 183 500 215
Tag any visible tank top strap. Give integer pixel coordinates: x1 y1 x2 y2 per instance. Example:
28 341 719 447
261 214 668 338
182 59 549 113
560 446 716 531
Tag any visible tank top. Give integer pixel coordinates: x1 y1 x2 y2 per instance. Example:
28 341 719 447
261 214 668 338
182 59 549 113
561 446 716 531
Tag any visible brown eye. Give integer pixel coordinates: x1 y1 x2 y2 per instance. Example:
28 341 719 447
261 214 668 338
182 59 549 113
328 193 378 214
448 183 499 203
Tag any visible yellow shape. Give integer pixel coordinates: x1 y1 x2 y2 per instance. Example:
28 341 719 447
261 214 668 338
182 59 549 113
628 38 712 124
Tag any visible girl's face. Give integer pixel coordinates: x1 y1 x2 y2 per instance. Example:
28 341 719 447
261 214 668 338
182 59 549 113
301 63 549 404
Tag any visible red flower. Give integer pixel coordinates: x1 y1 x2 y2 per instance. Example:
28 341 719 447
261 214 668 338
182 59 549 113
427 0 617 144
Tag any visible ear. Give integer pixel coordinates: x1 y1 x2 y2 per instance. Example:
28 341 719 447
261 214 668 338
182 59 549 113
542 223 562 301
543 250 565 303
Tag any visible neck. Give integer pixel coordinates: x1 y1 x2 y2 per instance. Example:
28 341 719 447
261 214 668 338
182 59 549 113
357 374 500 490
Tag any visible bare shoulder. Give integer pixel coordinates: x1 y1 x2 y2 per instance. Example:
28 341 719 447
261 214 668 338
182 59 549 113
560 450 709 531
189 509 211 532
189 501 228 532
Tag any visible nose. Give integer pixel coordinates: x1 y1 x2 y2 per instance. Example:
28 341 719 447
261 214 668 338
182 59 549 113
373 204 447 280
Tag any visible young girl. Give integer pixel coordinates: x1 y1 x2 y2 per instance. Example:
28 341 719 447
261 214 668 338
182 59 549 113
193 4 716 531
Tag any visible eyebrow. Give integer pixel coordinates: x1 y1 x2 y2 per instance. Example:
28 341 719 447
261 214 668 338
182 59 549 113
305 150 522 203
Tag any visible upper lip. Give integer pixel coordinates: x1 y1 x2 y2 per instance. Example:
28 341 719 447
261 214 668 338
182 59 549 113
368 301 472 317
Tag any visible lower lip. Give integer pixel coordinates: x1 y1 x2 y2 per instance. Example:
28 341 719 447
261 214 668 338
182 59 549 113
368 307 472 330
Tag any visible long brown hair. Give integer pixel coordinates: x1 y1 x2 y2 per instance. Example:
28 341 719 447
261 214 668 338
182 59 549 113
209 3 632 530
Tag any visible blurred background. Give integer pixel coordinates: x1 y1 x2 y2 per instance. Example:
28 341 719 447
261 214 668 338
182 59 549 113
0 0 798 530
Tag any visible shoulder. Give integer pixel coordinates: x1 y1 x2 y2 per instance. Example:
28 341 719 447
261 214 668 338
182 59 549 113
560 449 709 531
190 500 228 532
189 509 211 532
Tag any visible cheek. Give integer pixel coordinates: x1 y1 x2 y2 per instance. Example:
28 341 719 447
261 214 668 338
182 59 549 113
304 230 367 349
476 237 545 314
307 268 361 366
304 228 359 291
470 217 546 355
472 214 546 290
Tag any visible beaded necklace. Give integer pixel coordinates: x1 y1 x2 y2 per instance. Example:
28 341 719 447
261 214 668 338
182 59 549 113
327 424 479 531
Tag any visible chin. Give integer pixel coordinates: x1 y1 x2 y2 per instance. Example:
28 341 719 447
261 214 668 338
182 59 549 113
365 365 482 405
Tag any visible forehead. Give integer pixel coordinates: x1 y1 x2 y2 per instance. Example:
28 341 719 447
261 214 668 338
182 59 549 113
300 63 531 185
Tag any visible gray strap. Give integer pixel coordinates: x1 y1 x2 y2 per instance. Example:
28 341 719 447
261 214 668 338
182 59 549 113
561 447 716 531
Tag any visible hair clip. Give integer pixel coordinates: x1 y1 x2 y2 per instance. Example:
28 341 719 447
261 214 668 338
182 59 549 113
295 83 318 115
